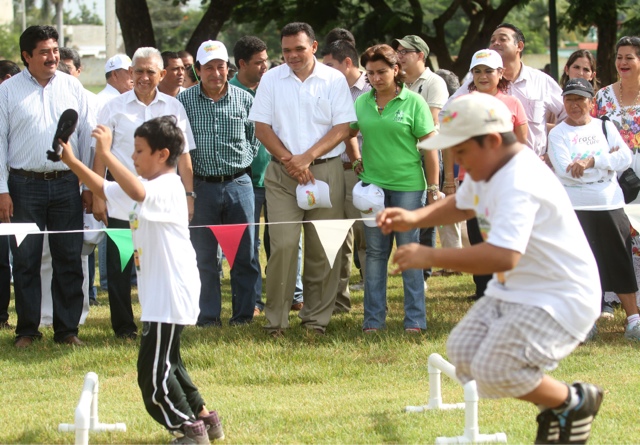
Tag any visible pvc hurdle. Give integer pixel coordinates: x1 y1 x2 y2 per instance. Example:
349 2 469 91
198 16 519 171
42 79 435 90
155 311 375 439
405 353 507 444
58 372 126 445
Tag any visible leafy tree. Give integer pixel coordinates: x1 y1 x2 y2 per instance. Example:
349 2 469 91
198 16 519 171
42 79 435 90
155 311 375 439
64 3 103 26
0 25 20 61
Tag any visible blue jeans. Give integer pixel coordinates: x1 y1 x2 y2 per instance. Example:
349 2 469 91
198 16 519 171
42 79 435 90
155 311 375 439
9 173 84 342
191 174 260 325
363 189 426 330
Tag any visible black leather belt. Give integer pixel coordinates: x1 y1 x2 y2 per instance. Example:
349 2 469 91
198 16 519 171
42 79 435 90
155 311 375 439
195 167 250 183
271 156 338 166
10 168 74 180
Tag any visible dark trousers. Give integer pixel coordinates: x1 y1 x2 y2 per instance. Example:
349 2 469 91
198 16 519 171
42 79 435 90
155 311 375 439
9 173 84 342
138 322 204 431
106 217 137 336
466 217 491 297
0 235 11 322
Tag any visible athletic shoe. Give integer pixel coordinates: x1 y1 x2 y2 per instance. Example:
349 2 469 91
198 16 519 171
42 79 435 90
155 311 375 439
599 301 614 319
624 320 640 341
199 411 225 441
535 409 560 444
583 324 597 343
172 420 209 444
557 382 603 444
405 327 421 334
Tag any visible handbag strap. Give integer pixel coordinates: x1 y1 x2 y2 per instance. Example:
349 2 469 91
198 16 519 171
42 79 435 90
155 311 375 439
601 115 609 141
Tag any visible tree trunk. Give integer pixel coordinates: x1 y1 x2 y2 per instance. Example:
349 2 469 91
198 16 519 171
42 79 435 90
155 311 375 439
185 0 236 58
595 5 618 87
116 0 156 57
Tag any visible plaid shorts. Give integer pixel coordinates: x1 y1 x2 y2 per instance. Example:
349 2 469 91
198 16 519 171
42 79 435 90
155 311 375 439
446 297 580 399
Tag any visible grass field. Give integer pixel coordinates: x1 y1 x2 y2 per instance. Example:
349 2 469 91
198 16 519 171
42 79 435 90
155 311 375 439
0 261 638 444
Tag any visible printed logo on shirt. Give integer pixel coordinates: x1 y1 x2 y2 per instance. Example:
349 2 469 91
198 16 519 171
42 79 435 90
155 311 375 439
129 209 139 231
571 133 602 147
394 110 405 122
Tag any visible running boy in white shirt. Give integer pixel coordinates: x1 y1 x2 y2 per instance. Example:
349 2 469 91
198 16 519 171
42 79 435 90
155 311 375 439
378 93 603 444
59 116 223 444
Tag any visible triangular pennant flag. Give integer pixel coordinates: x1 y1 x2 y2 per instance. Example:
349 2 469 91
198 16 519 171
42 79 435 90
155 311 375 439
0 223 41 247
310 219 355 268
105 229 134 272
209 224 248 270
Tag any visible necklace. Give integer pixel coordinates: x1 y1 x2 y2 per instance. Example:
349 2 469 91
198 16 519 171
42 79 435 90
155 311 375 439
618 81 640 131
374 85 399 113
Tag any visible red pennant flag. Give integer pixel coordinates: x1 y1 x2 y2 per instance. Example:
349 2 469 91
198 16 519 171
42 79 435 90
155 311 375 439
208 224 248 270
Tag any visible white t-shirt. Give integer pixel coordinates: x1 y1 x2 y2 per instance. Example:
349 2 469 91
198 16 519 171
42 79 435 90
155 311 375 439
548 118 631 210
248 58 357 159
104 173 200 325
456 148 600 341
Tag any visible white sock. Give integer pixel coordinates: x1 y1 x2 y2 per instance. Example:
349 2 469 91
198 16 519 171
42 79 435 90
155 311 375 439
627 314 640 326
552 385 580 414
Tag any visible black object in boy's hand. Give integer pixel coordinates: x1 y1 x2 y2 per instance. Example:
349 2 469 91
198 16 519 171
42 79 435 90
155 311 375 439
47 109 78 162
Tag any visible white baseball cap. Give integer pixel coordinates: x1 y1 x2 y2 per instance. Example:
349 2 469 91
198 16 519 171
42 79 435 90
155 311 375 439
469 49 503 71
418 92 513 151
105 54 132 73
352 181 385 227
196 40 229 65
296 180 332 210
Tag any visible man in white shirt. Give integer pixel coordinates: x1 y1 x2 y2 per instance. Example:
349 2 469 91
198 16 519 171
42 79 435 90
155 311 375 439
0 25 94 348
249 22 357 336
445 23 565 156
321 38 371 313
97 54 133 109
92 47 195 339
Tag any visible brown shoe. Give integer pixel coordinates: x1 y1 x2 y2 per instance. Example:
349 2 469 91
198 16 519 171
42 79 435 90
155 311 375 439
269 329 284 338
290 302 303 311
60 335 84 346
14 336 33 348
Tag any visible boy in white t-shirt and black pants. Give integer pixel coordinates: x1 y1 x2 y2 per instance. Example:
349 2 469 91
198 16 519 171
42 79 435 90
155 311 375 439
378 93 603 444
59 116 224 444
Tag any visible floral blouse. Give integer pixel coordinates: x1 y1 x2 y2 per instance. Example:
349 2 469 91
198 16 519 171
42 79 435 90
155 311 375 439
594 84 640 152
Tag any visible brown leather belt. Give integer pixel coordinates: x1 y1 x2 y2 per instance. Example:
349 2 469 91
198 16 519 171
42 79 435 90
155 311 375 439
10 168 74 180
271 156 338 166
194 167 250 183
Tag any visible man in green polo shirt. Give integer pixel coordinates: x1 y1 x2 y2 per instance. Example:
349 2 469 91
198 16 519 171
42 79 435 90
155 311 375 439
229 36 304 316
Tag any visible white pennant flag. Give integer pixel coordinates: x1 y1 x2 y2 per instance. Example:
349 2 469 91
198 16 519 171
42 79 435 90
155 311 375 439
625 204 640 233
310 219 356 268
0 223 41 246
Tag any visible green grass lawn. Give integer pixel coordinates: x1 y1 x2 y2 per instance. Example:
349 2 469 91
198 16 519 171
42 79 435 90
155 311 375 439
0 263 638 444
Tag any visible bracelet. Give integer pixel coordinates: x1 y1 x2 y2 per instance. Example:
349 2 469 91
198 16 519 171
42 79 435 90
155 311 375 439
443 182 456 188
352 159 362 171
427 184 439 192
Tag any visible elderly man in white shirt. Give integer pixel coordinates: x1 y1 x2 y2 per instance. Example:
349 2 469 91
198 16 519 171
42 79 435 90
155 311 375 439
92 47 195 340
0 25 94 348
249 22 357 336
445 23 566 156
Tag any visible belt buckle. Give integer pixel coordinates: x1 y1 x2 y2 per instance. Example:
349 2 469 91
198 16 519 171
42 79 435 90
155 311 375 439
43 171 57 180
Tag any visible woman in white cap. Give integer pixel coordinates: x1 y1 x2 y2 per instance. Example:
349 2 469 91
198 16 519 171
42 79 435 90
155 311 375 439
349 44 437 333
467 49 528 144
548 77 640 341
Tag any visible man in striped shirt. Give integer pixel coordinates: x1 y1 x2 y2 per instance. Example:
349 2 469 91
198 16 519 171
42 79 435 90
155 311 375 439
178 40 261 327
0 25 94 348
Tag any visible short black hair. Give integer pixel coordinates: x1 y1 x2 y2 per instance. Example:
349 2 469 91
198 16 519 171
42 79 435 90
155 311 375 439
59 47 81 69
324 28 356 47
134 116 184 167
320 40 359 65
19 25 58 67
233 36 267 65
161 51 180 68
495 23 525 46
435 69 460 96
472 132 517 146
281 22 315 43
56 61 70 74
0 60 21 78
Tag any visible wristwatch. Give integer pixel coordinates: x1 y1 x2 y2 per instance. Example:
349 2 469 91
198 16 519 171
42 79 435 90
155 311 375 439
186 191 197 199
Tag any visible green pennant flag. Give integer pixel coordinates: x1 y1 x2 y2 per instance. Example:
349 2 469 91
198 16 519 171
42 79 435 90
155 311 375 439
105 229 134 272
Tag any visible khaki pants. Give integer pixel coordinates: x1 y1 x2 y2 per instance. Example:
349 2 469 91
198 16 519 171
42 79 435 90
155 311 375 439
264 157 345 332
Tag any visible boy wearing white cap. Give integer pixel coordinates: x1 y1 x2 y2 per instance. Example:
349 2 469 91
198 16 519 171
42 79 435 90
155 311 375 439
378 92 603 444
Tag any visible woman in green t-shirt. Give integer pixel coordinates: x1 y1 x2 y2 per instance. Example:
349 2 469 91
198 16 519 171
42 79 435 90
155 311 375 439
350 44 436 333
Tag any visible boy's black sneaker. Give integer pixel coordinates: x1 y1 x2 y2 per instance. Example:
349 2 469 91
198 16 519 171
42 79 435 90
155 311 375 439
557 382 603 444
535 409 560 444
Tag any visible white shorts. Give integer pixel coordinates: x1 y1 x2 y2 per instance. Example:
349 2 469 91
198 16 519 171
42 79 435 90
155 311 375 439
446 297 580 399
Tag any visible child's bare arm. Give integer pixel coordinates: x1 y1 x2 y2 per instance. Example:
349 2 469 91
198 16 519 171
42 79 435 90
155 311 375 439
93 125 146 202
59 139 106 201
392 242 521 275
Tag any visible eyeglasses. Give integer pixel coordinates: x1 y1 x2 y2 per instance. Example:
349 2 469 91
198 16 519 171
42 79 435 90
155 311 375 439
396 49 418 56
